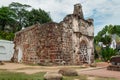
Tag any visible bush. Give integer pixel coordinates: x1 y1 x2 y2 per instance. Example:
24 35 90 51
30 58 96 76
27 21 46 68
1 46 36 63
0 31 14 40
100 47 117 61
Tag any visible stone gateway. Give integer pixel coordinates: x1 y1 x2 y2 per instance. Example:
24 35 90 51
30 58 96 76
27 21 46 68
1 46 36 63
12 3 94 65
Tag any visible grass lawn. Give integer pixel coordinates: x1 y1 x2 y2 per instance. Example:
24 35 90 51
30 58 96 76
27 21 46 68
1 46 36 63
0 70 45 80
0 70 117 80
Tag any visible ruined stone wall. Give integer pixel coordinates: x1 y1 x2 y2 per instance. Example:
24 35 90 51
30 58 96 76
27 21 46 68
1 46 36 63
13 23 64 64
13 24 40 63
13 3 94 65
60 15 74 65
36 22 63 64
59 3 94 64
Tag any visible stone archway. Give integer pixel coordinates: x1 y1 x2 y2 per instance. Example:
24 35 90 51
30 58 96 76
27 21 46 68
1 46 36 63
17 46 23 62
79 40 88 63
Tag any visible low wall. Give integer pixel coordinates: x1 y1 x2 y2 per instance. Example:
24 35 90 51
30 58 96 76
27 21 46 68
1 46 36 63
0 40 14 61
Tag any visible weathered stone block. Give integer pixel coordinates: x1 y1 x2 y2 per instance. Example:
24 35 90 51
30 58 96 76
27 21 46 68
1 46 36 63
44 72 63 80
58 68 78 76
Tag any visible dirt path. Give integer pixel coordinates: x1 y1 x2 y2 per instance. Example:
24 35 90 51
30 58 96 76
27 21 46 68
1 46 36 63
0 63 82 74
78 68 120 79
0 62 120 79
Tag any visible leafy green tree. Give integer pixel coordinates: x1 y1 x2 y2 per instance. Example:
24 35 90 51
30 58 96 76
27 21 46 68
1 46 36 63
9 2 31 30
94 25 120 60
101 35 111 45
0 7 16 31
27 9 52 26
114 25 120 36
116 35 120 43
9 2 52 30
0 2 53 40
94 25 120 45
107 24 114 34
94 35 102 44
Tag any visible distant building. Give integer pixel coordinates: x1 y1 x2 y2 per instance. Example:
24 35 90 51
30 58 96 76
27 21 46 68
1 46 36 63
110 34 117 49
12 3 94 65
98 42 106 48
0 40 14 61
98 42 103 47
110 39 116 49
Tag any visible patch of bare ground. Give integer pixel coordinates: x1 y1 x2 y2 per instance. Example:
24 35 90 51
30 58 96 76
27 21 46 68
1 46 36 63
78 68 120 79
0 62 83 74
0 62 119 79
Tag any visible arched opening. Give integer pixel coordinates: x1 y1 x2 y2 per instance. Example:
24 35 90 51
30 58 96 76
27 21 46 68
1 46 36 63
79 40 88 63
17 46 23 62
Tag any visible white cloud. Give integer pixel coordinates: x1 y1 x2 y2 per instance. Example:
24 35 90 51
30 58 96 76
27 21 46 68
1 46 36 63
29 0 81 22
0 0 82 22
82 0 120 35
0 0 120 35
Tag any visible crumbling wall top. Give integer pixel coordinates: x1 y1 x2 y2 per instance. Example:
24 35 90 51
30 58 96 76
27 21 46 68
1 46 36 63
73 3 84 19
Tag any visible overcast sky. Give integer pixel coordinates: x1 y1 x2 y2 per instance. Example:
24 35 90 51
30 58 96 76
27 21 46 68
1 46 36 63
0 0 120 36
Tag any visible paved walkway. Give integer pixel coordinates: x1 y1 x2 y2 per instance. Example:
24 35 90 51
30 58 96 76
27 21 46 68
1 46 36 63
78 68 120 79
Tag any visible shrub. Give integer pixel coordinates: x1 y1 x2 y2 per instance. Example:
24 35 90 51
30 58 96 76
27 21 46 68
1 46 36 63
0 30 14 40
100 47 117 61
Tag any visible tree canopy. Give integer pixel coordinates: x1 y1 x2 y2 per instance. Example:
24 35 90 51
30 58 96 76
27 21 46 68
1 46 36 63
0 7 16 31
94 25 120 45
94 25 120 61
0 2 52 40
0 2 52 33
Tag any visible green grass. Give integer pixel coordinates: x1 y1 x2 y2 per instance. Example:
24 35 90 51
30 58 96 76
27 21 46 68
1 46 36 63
0 70 117 80
0 70 45 80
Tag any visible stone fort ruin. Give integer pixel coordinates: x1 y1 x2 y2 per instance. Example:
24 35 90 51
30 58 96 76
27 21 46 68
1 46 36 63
12 3 94 65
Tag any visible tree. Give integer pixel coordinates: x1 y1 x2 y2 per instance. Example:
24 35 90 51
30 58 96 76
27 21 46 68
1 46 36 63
94 25 120 60
101 35 111 45
94 25 120 45
9 2 52 30
107 24 114 34
0 7 16 31
0 2 53 40
27 9 52 26
9 2 31 30
116 35 120 43
114 25 120 36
